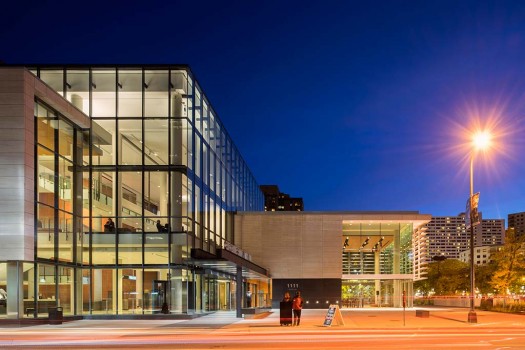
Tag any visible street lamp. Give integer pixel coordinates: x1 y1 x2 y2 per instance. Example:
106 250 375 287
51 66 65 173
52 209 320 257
468 131 492 324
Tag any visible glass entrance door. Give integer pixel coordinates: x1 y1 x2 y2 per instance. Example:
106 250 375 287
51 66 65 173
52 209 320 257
152 280 169 313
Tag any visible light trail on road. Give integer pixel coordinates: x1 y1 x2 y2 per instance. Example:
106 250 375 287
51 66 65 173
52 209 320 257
1 328 525 349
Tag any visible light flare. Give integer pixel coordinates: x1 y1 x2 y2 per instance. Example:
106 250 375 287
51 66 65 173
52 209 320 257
472 131 492 151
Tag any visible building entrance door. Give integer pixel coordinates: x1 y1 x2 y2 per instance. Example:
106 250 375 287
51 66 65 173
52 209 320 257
152 280 169 314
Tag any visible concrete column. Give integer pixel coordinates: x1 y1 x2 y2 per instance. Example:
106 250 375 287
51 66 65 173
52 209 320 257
93 269 102 304
74 269 82 315
6 261 23 319
374 251 381 306
170 172 183 232
160 172 168 217
27 267 35 300
170 269 183 313
114 131 121 228
393 280 402 308
135 269 143 311
236 265 242 318
112 269 123 313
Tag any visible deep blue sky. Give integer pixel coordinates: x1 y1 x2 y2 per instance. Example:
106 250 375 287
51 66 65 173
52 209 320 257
2 1 525 221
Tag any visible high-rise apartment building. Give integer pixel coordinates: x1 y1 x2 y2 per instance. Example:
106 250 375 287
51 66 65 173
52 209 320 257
425 213 505 261
476 218 505 247
508 212 525 238
260 185 304 211
425 215 468 260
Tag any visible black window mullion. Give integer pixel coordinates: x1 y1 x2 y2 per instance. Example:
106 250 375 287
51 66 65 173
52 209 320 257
53 122 60 306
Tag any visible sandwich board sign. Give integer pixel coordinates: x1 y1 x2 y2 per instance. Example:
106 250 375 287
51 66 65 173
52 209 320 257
323 304 345 327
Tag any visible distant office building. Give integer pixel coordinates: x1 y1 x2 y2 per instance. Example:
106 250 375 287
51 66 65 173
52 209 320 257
260 185 304 211
508 212 525 238
459 245 502 265
425 214 505 261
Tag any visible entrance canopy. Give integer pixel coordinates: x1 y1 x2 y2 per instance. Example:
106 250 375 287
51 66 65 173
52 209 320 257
189 248 269 280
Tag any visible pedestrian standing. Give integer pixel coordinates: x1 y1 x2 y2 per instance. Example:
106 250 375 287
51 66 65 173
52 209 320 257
292 291 304 326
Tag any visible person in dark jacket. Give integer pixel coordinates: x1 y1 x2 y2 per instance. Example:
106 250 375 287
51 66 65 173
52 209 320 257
104 218 115 232
292 291 304 326
280 291 293 326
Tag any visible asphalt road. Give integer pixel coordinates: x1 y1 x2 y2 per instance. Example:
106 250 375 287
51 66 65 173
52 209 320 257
1 308 524 349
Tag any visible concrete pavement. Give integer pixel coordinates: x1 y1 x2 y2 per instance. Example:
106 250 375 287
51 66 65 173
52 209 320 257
12 306 522 331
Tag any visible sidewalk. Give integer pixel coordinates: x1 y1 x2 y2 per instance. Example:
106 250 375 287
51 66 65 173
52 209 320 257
226 306 525 331
2 307 523 331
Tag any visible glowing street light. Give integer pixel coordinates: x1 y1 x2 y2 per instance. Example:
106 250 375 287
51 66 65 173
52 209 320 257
467 130 492 324
472 131 492 150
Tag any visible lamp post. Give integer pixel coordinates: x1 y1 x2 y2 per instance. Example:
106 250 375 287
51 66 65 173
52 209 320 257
468 131 491 324
468 153 477 323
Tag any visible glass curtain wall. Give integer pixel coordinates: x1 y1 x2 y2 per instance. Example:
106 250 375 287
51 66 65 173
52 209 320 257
32 66 263 316
35 101 85 317
341 222 414 308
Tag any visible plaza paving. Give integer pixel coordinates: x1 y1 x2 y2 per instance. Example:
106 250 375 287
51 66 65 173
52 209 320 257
7 306 522 330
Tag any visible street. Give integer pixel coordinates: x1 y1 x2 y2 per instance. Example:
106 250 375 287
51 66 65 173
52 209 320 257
1 308 524 349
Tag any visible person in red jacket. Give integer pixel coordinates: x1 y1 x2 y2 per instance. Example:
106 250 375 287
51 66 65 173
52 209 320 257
292 291 304 326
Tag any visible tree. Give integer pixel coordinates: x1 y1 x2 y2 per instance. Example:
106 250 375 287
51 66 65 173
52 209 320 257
414 259 469 295
475 263 497 295
490 231 525 294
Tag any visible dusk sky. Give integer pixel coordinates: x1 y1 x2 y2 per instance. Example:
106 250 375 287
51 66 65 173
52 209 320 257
2 1 525 221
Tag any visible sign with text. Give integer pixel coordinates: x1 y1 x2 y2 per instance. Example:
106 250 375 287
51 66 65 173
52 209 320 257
323 304 345 327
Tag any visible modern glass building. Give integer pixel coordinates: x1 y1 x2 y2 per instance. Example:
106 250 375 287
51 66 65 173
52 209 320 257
0 65 431 321
0 66 269 320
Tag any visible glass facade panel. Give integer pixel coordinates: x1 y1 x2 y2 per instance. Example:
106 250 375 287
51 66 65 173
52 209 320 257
118 231 142 265
118 70 142 118
143 268 170 314
144 119 168 165
145 70 168 117
92 69 116 118
92 232 116 265
144 233 169 265
92 119 115 166
58 210 74 263
37 203 54 260
37 146 55 207
144 171 168 217
119 119 143 165
120 268 140 314
36 263 56 315
39 70 64 95
57 266 75 315
66 69 90 114
36 105 56 151
90 269 115 314
58 156 73 212
92 171 115 223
